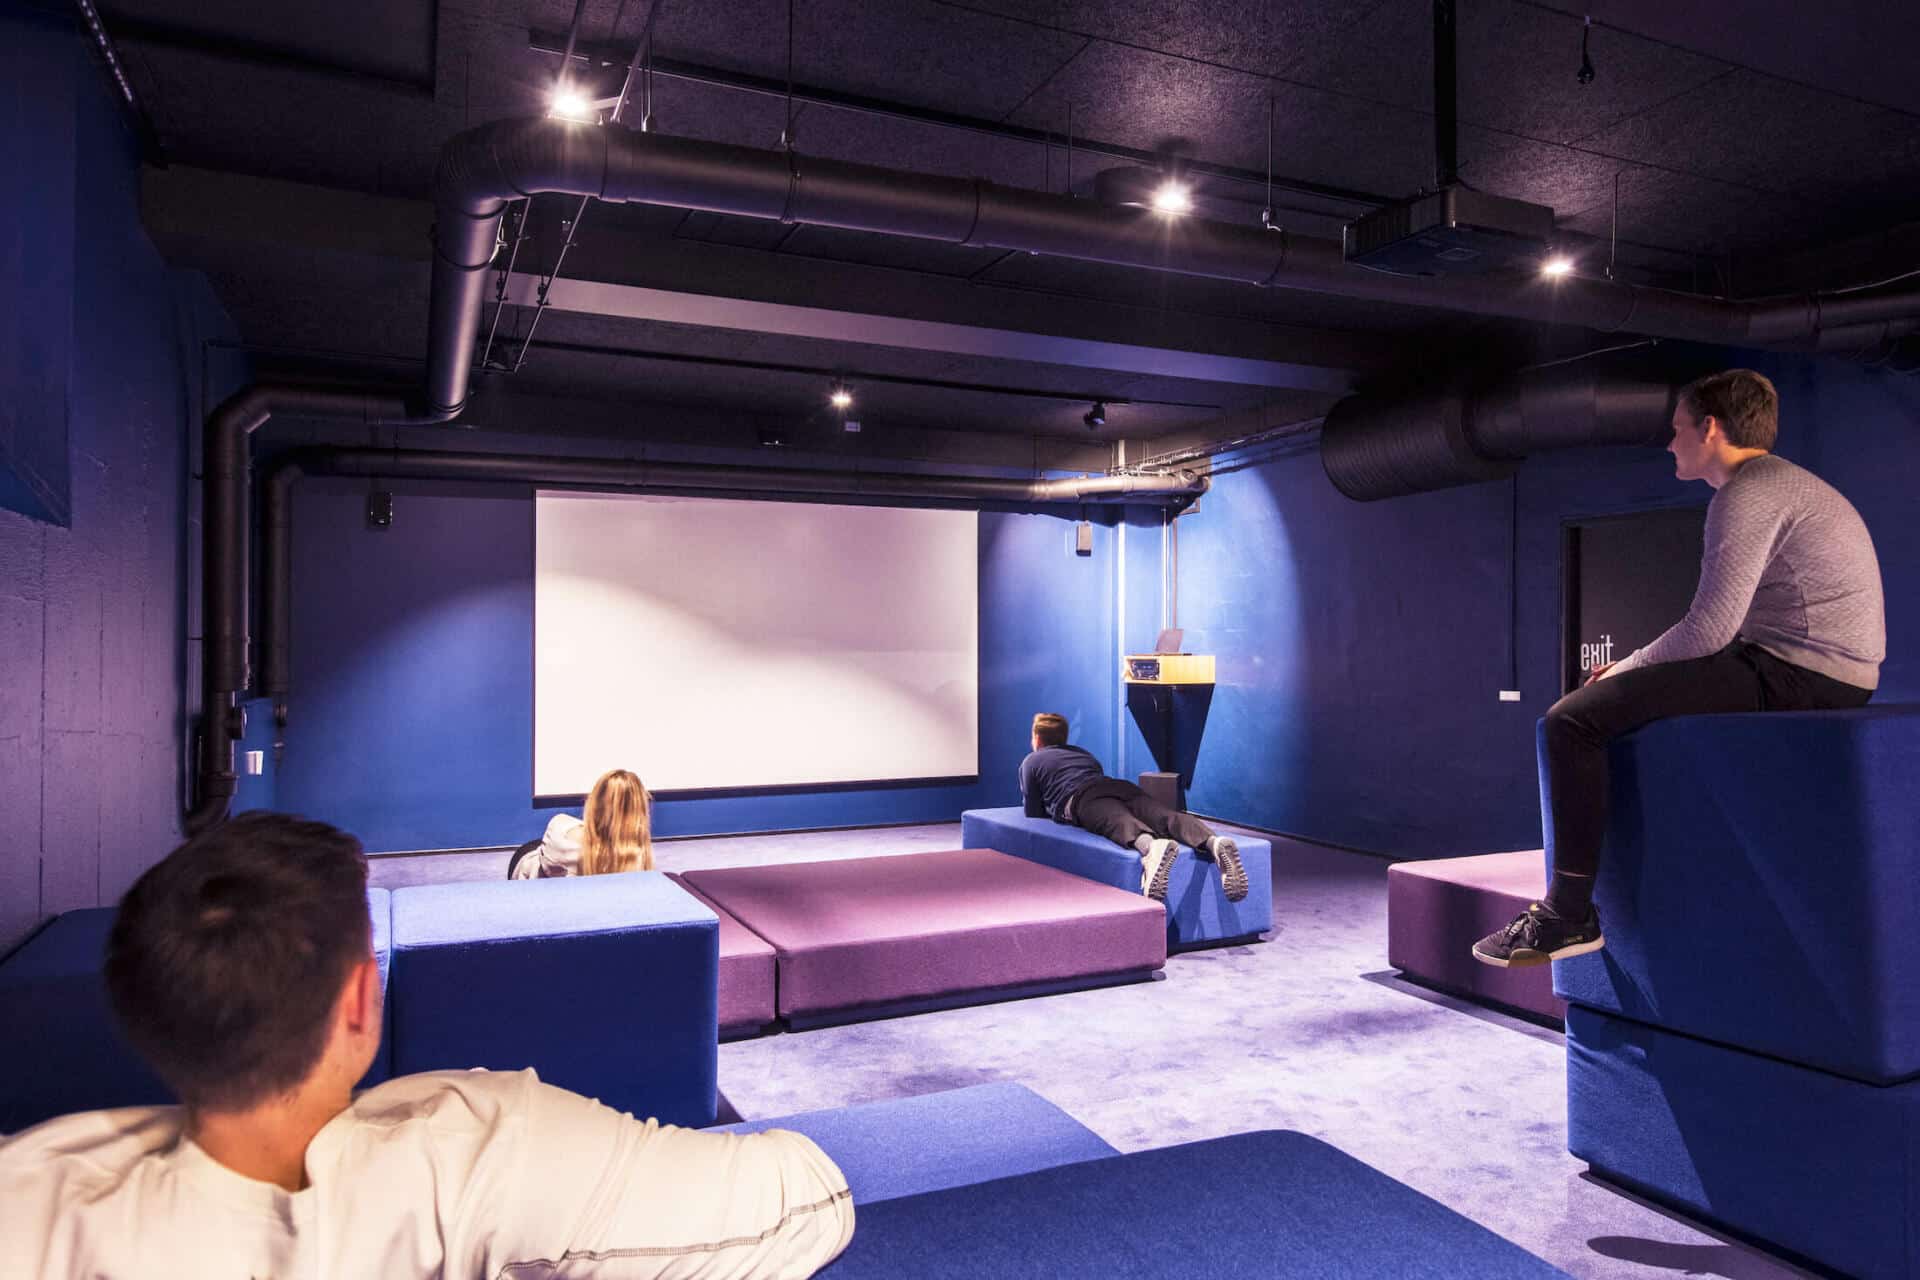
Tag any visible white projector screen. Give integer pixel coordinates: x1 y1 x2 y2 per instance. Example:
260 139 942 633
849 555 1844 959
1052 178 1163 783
534 491 979 796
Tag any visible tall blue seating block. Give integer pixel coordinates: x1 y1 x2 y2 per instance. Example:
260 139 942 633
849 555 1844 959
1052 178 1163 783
389 873 718 1126
0 890 392 1132
1568 1005 1919 1280
821 1129 1568 1278
960 807 1270 949
716 1082 1116 1204
1552 707 1920 1082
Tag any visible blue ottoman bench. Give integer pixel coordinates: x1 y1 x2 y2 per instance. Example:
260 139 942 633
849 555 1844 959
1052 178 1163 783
0 889 392 1132
715 1082 1117 1204
1550 707 1920 1277
960 807 1270 949
389 873 718 1126
820 1129 1569 1277
1555 708 1920 1083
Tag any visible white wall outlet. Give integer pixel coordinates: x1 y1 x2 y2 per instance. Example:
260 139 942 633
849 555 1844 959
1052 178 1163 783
244 749 265 775
1498 690 1522 702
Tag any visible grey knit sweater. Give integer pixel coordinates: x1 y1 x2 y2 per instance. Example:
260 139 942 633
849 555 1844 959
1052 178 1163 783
1610 454 1884 689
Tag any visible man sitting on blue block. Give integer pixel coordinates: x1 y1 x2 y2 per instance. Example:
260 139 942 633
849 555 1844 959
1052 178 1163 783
0 813 854 1279
1474 369 1884 969
1020 711 1248 903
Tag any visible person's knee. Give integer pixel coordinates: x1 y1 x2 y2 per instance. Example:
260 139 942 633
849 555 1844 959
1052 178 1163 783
1542 694 1596 751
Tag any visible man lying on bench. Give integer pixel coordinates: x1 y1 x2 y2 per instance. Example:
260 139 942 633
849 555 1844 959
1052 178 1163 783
0 813 853 1279
1020 711 1248 903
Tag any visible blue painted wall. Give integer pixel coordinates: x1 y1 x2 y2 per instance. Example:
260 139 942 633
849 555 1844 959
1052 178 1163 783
272 478 1120 852
0 6 241 951
1179 352 1920 858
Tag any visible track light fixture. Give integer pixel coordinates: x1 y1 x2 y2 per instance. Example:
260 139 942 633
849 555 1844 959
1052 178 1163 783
829 383 854 410
1150 181 1192 216
548 87 595 122
1084 401 1107 429
1541 255 1575 279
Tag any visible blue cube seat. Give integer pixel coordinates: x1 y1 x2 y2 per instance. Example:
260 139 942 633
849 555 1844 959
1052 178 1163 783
960 807 1270 949
1553 707 1920 1083
715 1082 1117 1205
1568 1006 1917 1280
821 1129 1568 1278
389 873 718 1127
0 889 392 1133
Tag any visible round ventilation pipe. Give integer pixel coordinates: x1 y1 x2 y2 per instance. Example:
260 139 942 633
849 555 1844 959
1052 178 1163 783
1321 364 1680 501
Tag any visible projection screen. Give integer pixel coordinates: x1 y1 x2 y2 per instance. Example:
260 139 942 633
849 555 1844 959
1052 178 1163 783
534 491 978 796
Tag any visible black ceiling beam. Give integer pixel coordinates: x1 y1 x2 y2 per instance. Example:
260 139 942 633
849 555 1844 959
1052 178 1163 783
527 29 1394 214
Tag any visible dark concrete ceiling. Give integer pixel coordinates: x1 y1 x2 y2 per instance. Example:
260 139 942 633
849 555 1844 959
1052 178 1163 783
89 0 1920 457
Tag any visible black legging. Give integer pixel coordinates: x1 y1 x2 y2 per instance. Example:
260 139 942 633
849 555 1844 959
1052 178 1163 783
1543 641 1871 901
1071 779 1217 851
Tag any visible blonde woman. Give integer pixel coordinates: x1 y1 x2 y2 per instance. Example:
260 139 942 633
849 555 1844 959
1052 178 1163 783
509 769 653 879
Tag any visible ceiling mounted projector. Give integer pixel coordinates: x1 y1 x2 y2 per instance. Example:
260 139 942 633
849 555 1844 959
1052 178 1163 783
1343 187 1556 277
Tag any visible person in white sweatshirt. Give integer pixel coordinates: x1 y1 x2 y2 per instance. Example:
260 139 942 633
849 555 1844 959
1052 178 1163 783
0 812 853 1279
513 767 654 879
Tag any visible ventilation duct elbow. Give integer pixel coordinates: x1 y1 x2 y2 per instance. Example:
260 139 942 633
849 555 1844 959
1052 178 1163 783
1321 364 1681 501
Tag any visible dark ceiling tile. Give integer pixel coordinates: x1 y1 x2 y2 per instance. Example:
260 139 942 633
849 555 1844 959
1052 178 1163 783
1281 0 1730 145
103 0 437 87
1577 69 1920 209
653 0 1085 121
953 0 1381 80
1007 40 1509 199
1556 165 1833 258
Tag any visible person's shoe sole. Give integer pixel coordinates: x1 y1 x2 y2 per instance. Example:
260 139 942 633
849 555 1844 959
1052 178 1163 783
1471 934 1606 969
1142 840 1180 902
1210 839 1248 903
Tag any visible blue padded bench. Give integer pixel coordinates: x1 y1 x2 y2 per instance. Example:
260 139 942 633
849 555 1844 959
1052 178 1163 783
1549 708 1920 1277
389 873 718 1127
0 889 392 1133
821 1129 1569 1277
1554 708 1920 1083
960 807 1270 949
716 1082 1116 1204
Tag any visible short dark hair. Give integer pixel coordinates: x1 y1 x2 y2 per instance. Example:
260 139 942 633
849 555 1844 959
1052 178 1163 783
1032 712 1069 748
106 813 373 1112
1679 369 1778 450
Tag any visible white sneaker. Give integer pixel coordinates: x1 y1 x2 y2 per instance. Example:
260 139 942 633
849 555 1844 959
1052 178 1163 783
1140 838 1180 901
1208 837 1248 903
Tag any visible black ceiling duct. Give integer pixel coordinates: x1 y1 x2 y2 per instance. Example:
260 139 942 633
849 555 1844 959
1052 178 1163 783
1322 363 1680 502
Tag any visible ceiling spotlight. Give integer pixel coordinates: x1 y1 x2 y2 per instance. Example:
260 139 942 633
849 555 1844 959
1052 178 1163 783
1541 255 1575 279
1150 181 1192 216
548 88 595 122
1084 401 1107 429
829 384 854 411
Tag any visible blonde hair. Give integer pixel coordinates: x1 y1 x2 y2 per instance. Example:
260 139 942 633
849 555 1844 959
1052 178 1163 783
578 769 653 876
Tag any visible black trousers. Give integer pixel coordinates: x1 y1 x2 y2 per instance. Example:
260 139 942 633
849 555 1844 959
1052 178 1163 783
1544 641 1872 881
1071 779 1217 851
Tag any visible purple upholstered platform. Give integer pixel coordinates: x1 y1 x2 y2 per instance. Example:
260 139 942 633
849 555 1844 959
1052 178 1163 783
681 850 1166 1026
1387 850 1563 1023
669 874 778 1038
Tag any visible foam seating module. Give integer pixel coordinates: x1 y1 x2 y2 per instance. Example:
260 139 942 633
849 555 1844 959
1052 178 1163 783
390 873 717 1126
1388 850 1563 1022
1553 708 1920 1082
681 850 1165 1028
668 873 777 1039
0 890 392 1133
960 807 1270 949
1567 1005 1917 1279
1548 708 1920 1277
820 1129 1570 1278
715 1082 1116 1204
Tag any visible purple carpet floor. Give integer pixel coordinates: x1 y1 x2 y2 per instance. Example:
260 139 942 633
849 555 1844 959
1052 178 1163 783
371 825 1815 1280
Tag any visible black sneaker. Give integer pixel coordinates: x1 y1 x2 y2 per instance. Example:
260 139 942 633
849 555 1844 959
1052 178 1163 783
1207 837 1249 903
1471 902 1604 968
1140 838 1180 902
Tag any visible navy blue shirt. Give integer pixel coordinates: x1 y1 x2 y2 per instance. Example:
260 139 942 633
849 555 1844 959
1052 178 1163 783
1018 745 1108 822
